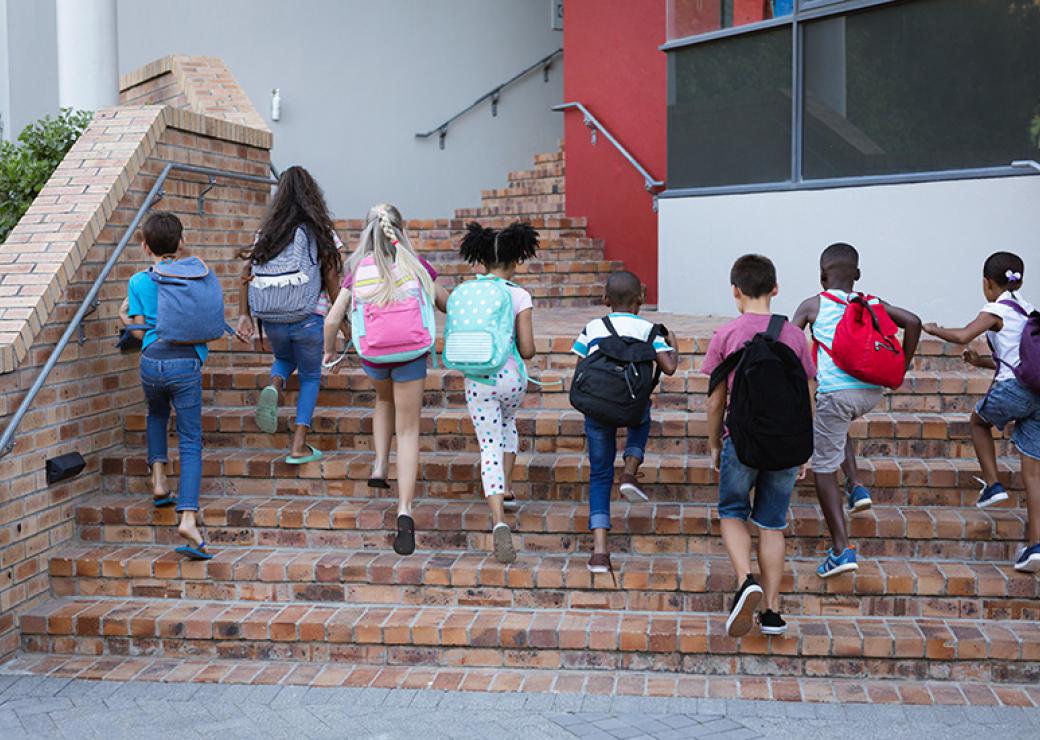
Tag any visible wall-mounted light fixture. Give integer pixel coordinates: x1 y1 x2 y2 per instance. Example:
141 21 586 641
271 88 282 122
46 451 86 485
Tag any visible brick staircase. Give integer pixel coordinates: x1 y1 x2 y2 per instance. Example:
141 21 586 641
12 147 1040 704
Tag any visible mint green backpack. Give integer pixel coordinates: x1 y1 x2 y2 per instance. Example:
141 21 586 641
443 275 521 384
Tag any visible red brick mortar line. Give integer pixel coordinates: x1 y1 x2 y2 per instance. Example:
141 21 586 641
1 652 1036 706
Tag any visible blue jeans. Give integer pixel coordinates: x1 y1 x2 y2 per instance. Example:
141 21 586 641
264 315 323 428
584 407 652 531
718 438 797 530
977 378 1040 461
140 356 203 512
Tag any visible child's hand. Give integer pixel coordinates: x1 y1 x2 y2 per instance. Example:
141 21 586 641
962 349 983 367
322 351 345 373
922 322 941 337
798 463 810 481
235 314 254 343
708 436 723 473
118 298 131 327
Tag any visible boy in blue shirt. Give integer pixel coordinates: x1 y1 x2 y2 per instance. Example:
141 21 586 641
119 212 211 559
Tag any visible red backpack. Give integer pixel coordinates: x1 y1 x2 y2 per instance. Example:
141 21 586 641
815 292 906 389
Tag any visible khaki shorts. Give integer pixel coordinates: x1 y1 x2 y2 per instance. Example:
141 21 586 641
812 388 884 473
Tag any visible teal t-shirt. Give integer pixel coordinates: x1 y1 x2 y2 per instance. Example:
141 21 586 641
127 269 208 362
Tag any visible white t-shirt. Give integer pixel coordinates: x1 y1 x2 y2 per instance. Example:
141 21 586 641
505 284 533 372
572 312 672 358
982 291 1035 383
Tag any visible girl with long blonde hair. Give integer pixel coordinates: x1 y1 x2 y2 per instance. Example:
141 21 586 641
324 204 448 555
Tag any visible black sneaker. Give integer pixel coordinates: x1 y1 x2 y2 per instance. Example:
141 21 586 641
757 609 787 636
725 574 763 637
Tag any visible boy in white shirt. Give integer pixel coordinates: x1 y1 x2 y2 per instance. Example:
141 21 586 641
572 271 678 575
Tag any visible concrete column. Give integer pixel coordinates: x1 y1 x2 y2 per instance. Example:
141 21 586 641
55 0 118 110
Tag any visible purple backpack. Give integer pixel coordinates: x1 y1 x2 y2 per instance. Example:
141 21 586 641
997 299 1040 393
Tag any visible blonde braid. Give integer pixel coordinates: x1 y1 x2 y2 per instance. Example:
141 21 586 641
378 209 398 245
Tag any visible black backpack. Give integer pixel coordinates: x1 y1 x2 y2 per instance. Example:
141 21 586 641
707 315 813 471
570 316 663 427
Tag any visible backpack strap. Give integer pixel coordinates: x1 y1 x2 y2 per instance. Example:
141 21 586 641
601 315 619 338
708 349 743 396
999 298 1029 317
820 291 847 306
765 315 787 342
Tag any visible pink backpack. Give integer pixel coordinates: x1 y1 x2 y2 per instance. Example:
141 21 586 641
349 255 436 363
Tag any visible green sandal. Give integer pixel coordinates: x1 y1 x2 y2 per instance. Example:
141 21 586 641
285 445 323 465
255 385 279 434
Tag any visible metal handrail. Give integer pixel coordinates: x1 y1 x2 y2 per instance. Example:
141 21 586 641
416 48 563 149
0 162 277 458
1011 160 1040 173
553 102 664 209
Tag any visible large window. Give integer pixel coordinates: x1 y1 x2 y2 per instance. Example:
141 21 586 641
665 0 1040 192
668 29 792 188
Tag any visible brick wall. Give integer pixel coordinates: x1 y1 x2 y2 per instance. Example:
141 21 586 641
119 56 271 134
0 57 273 660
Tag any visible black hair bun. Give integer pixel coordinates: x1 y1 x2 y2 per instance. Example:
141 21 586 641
459 222 497 265
497 222 539 264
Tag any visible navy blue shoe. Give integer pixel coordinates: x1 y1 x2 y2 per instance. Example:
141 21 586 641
845 483 872 513
975 478 1008 509
817 546 858 578
1014 543 1040 573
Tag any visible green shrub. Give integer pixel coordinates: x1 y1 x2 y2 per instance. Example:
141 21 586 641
0 108 93 244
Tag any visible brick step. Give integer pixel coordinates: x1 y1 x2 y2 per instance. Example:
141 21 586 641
20 597 1040 683
534 150 564 165
50 544 1040 620
7 652 1040 707
455 201 567 220
122 407 1015 460
202 311 979 370
507 162 564 181
334 215 589 235
483 177 564 198
198 367 991 415
432 258 622 278
80 494 1029 561
100 448 1022 508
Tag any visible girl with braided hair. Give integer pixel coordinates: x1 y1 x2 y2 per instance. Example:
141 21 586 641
323 204 449 555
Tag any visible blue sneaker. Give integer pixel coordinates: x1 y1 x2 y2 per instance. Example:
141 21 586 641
1014 543 1040 573
846 483 872 513
817 546 858 578
974 478 1009 509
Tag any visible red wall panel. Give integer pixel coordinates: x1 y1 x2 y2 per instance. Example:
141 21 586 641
563 0 667 303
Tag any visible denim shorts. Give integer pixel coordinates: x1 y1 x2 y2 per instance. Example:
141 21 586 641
718 438 798 530
362 355 429 383
976 378 1040 461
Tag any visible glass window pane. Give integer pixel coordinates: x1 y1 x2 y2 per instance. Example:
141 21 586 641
803 0 1040 179
668 28 792 188
667 0 792 41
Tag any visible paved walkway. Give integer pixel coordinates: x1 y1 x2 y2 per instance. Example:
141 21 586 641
2 675 1039 740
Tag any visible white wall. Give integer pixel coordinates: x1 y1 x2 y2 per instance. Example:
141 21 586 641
658 175 1040 324
1 0 59 140
116 0 563 220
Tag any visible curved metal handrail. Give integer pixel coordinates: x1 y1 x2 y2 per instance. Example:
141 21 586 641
0 162 278 459
554 102 664 202
416 48 563 149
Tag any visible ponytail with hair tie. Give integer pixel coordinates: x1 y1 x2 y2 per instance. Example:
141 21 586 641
1006 269 1023 284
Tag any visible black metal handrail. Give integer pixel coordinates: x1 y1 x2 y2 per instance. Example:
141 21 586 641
416 48 563 149
0 162 277 458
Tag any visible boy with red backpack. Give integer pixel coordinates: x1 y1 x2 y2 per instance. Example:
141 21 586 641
793 243 921 579
923 252 1040 573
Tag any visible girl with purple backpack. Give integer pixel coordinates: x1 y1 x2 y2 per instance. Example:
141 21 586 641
924 251 1040 573
323 204 449 556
